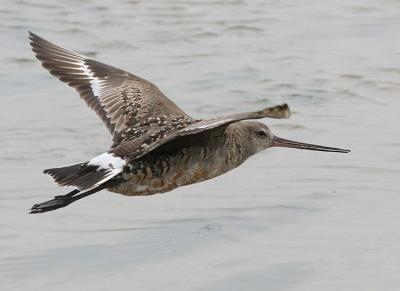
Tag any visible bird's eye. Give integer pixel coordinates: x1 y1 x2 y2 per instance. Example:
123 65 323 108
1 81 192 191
257 130 267 137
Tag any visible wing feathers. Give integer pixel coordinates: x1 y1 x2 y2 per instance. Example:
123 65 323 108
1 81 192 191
29 31 192 143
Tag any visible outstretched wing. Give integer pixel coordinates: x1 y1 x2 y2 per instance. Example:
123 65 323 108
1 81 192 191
112 103 291 158
29 32 192 145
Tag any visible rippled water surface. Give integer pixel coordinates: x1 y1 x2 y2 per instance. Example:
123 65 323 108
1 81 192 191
1 0 400 290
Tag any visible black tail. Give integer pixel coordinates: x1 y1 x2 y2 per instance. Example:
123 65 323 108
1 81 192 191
44 162 113 191
30 178 125 214
44 153 125 191
44 162 85 185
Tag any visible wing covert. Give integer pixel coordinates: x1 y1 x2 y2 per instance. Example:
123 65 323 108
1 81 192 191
112 104 290 159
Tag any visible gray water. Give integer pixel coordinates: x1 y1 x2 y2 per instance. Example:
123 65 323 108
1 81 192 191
1 0 400 290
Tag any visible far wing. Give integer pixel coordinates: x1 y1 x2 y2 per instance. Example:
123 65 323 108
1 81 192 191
112 104 290 159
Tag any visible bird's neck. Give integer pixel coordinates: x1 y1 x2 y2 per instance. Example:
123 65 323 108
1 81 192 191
223 124 256 168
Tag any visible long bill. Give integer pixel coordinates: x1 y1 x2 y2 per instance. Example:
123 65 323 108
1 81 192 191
272 136 350 153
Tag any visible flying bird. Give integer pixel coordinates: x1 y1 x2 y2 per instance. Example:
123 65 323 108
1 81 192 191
28 32 350 213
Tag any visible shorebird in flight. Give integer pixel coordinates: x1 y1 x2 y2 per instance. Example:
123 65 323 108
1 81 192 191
28 32 350 213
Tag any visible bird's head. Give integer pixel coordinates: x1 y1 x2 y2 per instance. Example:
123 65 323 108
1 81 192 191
238 121 350 154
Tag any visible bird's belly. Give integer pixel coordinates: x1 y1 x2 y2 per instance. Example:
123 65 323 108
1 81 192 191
108 150 230 196
110 169 210 196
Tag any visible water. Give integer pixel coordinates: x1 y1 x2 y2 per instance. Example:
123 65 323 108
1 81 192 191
1 0 400 290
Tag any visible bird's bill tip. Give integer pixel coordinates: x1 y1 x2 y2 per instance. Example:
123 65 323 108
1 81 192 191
272 136 350 153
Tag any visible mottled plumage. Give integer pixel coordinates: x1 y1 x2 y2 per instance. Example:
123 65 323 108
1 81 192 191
28 32 349 213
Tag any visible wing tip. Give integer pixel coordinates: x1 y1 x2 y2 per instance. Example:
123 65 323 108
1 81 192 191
28 31 48 54
28 30 40 45
279 103 291 119
28 31 35 50
259 103 291 119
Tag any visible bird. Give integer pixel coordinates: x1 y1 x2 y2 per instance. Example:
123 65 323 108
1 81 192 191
28 32 350 214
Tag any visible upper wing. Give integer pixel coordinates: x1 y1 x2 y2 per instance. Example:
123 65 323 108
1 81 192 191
29 32 192 145
112 104 290 158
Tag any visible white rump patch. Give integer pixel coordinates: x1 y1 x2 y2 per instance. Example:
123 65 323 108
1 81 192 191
88 152 125 171
86 152 126 189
